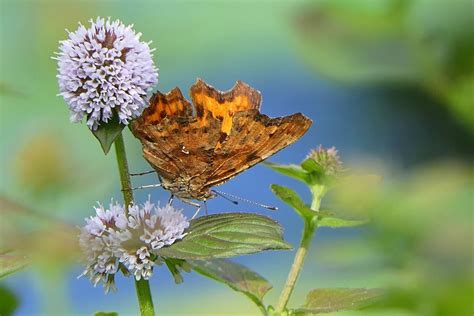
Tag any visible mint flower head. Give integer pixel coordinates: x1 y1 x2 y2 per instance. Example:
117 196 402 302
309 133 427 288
78 199 189 292
55 17 158 130
307 146 344 177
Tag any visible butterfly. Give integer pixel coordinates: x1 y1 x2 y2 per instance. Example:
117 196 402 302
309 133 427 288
130 79 312 202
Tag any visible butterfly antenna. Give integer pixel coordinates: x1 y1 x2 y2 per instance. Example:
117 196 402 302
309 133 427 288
130 170 155 176
212 190 278 211
212 190 239 205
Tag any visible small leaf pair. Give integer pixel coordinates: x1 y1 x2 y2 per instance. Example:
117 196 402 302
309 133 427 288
269 178 367 228
266 153 381 315
265 147 342 188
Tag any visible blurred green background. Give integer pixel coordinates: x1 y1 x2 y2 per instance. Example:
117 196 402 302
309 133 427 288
1 0 473 315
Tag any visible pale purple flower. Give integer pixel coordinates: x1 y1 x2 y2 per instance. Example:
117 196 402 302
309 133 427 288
307 146 344 177
55 17 158 130
79 198 189 292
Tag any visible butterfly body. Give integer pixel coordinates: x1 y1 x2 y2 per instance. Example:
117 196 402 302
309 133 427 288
131 79 312 201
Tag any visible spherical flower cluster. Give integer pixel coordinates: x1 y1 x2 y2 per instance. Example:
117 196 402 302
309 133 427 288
55 17 158 130
307 146 344 177
78 199 189 292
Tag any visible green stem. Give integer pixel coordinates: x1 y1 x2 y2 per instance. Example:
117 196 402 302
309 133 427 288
258 303 269 316
114 133 134 211
114 133 155 316
275 187 323 314
134 278 155 316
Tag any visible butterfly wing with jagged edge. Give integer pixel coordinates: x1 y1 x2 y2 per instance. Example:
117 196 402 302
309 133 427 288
131 79 312 200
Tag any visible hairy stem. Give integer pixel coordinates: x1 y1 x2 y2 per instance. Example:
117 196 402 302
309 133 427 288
275 189 322 314
134 278 155 316
275 222 315 313
114 132 155 316
115 133 134 211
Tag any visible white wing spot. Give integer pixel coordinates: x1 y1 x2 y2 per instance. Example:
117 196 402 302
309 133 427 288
181 146 190 154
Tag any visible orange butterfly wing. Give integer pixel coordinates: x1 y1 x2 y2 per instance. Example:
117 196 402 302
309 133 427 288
131 79 312 199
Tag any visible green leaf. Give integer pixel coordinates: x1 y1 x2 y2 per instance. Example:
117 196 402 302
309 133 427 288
295 288 385 314
0 253 28 279
190 259 272 309
94 312 118 316
164 258 191 284
301 158 321 174
271 184 315 220
300 159 326 185
0 285 19 316
264 161 310 184
91 114 125 155
156 213 291 260
318 215 368 228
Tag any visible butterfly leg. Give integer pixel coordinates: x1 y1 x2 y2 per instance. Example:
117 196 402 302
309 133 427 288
180 199 200 208
191 205 201 219
190 201 208 219
204 201 208 216
168 194 175 205
179 199 202 219
130 170 155 176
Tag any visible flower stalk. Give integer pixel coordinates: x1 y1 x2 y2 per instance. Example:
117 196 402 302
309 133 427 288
135 278 155 316
114 133 134 212
114 132 155 316
275 186 323 314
